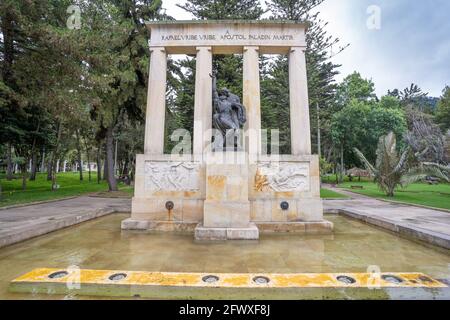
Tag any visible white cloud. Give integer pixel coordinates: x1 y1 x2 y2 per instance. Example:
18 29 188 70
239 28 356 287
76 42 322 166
163 0 449 97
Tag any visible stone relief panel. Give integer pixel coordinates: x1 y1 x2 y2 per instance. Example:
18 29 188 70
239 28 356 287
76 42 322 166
255 162 310 192
144 161 200 192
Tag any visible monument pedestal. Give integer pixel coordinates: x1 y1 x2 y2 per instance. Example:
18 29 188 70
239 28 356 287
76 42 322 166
195 152 259 240
195 223 259 241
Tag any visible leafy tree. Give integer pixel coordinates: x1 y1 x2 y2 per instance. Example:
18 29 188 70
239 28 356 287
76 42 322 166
165 57 196 152
331 97 407 180
335 72 377 107
1 0 79 190
260 57 291 154
264 0 346 156
176 0 264 154
379 95 401 109
354 132 412 197
177 0 264 20
436 86 450 132
388 83 438 113
73 0 164 191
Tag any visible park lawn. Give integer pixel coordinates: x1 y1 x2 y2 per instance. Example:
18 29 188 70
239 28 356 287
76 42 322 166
338 180 450 210
0 172 133 208
320 188 349 199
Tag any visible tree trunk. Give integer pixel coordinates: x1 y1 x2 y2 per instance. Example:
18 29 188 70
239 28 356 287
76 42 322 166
105 125 118 191
51 121 63 191
96 143 102 184
75 129 83 181
6 144 13 181
47 158 53 181
114 139 118 178
40 148 46 173
103 150 108 181
21 163 28 191
30 151 38 181
83 136 92 182
29 119 41 181
339 145 344 184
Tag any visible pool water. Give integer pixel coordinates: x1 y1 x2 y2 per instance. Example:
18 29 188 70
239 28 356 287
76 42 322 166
0 214 449 299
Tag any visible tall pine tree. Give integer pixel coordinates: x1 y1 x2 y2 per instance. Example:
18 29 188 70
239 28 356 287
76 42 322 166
265 0 345 157
175 0 264 153
177 0 264 20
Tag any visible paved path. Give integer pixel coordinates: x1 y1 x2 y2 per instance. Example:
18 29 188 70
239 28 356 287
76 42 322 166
0 197 131 248
323 186 450 250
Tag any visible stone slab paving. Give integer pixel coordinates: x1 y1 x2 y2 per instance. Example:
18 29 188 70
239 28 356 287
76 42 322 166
323 187 450 250
0 197 131 248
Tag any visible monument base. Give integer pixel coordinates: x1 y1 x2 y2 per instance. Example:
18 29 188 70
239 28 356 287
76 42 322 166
121 219 197 233
194 223 259 241
257 220 333 234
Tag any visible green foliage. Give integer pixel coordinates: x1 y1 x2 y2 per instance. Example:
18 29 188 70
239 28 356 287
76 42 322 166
436 86 450 132
354 132 413 197
401 162 449 186
165 57 196 152
263 0 344 155
379 95 401 109
335 72 377 107
177 0 265 19
175 0 263 154
320 157 333 176
261 56 291 154
388 83 438 113
331 98 407 165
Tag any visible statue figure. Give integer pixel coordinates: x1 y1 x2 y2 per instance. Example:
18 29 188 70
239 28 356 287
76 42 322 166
211 70 247 150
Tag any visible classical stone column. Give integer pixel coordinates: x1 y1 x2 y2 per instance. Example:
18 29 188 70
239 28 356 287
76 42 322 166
193 46 212 159
243 46 262 161
289 46 311 155
144 47 167 155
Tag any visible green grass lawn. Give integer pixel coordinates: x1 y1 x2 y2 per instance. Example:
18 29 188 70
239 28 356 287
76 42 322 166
320 188 349 199
0 172 133 208
336 180 450 210
2 172 446 209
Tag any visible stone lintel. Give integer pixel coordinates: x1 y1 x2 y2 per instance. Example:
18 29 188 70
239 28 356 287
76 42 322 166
147 20 307 55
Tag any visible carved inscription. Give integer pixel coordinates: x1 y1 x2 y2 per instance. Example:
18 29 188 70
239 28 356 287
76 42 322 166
160 30 294 42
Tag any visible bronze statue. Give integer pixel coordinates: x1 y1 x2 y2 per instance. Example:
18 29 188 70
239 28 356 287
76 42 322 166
211 70 247 150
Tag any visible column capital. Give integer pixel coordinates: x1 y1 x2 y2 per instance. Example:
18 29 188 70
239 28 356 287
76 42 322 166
289 46 307 53
196 46 212 52
243 46 260 52
149 46 166 53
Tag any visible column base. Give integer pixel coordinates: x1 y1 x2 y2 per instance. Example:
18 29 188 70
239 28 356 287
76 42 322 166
194 223 259 241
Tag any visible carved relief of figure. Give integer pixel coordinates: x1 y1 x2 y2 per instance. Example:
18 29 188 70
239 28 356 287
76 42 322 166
210 70 247 150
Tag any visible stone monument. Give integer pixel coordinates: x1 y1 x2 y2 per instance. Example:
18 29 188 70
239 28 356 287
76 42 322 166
121 20 333 240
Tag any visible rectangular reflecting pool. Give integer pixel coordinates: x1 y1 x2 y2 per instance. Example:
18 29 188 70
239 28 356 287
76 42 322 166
0 214 449 299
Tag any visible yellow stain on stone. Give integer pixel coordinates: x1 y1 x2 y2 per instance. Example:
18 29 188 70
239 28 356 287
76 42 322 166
12 268 447 289
254 170 269 192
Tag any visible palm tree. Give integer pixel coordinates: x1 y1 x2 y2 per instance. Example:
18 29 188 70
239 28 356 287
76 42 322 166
401 162 449 185
354 132 411 197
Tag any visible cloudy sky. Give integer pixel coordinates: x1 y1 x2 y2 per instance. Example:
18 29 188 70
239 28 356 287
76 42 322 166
164 0 450 97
